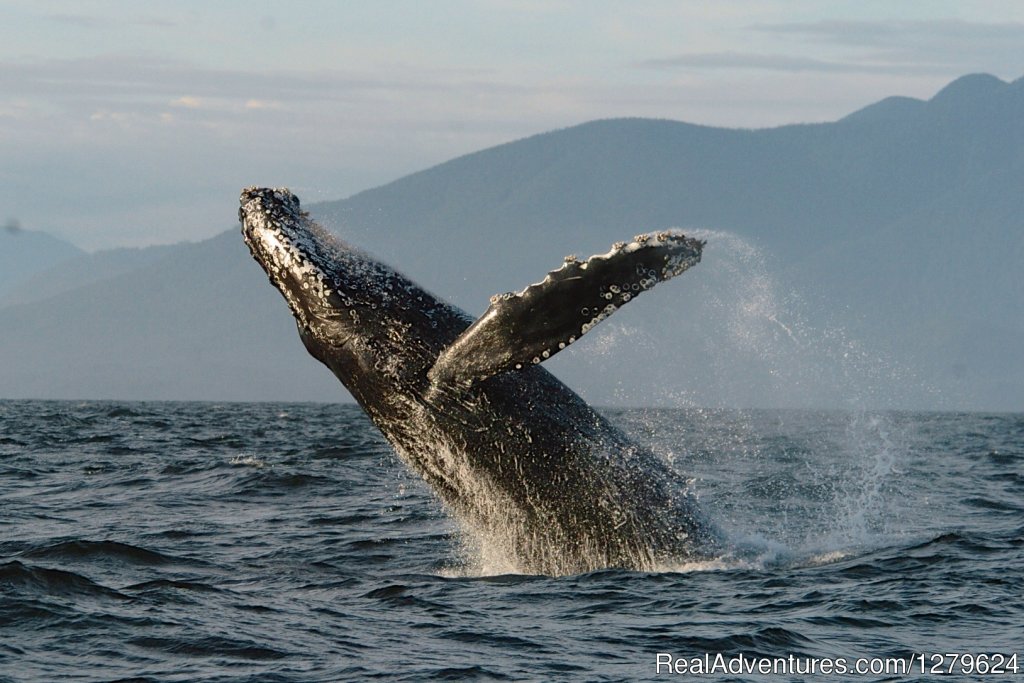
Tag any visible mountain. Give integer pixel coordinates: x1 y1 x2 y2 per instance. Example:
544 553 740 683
321 73 1022 302
1 73 1021 409
0 243 179 308
316 73 1024 408
0 231 342 401
0 228 84 300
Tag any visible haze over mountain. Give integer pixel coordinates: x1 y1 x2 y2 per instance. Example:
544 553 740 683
0 228 84 301
1 243 179 308
2 74 1021 409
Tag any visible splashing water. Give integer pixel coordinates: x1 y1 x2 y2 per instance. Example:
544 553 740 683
696 231 916 557
562 229 926 569
823 411 905 546
566 227 932 411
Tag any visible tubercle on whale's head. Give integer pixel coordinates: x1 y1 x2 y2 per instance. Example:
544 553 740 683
238 186 358 345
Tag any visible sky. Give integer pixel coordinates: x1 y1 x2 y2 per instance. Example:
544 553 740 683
2 1 1024 250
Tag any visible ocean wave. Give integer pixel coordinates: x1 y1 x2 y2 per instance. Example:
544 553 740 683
0 560 128 600
20 539 188 566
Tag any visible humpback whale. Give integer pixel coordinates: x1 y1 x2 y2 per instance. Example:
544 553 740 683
239 187 720 574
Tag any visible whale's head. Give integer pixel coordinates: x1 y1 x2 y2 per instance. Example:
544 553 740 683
239 187 356 344
239 187 465 397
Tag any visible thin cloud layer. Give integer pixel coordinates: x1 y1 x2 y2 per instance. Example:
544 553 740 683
751 19 1024 70
639 19 1024 77
754 19 1024 46
637 52 949 75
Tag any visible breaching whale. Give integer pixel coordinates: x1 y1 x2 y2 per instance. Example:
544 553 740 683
239 187 720 574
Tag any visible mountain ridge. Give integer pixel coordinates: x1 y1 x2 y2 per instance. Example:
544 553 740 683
0 229 85 300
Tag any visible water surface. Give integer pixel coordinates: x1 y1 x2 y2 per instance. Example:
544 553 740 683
1 401 1020 681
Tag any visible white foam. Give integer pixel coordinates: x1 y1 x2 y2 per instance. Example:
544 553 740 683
229 454 266 468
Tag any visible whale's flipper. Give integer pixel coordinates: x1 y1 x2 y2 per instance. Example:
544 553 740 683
428 231 704 389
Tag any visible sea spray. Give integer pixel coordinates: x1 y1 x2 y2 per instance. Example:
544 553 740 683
570 229 920 564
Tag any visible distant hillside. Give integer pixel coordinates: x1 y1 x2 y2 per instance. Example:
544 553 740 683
0 231 341 401
1 243 180 308
0 228 84 299
318 72 1024 408
322 73 1022 308
1 73 1021 409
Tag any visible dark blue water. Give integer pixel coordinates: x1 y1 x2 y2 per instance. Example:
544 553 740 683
1 400 1021 681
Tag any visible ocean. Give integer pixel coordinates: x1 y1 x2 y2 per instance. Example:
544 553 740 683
1 400 1020 681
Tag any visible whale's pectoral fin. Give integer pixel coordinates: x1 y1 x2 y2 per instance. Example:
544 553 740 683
427 231 704 389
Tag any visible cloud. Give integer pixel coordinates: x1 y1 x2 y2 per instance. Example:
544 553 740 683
638 20 1024 78
47 13 104 28
753 19 1024 47
636 51 946 75
0 53 608 248
88 109 138 123
47 11 178 29
0 54 474 107
750 19 1024 70
171 95 202 108
244 99 283 110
